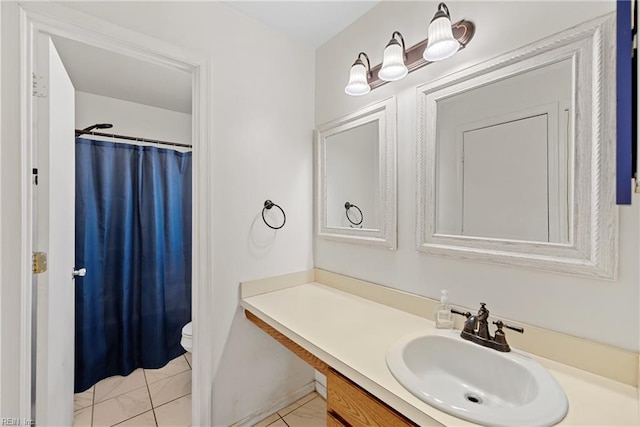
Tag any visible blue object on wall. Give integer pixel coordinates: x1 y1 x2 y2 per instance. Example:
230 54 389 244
617 0 635 204
74 138 192 392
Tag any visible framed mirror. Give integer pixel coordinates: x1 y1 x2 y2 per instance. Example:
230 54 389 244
316 97 397 248
417 15 617 279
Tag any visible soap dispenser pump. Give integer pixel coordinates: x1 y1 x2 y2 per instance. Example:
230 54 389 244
435 289 454 329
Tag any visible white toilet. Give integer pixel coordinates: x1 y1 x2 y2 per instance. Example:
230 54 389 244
181 322 192 353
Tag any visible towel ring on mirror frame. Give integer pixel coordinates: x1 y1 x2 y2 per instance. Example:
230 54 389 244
262 200 286 230
344 202 363 226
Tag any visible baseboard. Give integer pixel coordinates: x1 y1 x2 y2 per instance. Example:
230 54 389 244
314 370 327 399
230 381 316 427
240 270 314 299
315 380 327 399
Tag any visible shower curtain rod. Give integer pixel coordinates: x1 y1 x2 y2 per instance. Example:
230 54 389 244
76 129 193 149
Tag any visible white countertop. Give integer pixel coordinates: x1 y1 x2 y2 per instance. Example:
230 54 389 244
241 282 639 426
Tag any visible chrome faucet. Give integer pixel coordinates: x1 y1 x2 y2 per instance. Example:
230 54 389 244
451 303 524 352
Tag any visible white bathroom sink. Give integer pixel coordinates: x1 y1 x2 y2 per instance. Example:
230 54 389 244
386 330 568 427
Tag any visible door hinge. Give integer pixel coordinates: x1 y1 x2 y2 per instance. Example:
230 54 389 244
32 252 47 274
33 168 38 185
32 73 48 98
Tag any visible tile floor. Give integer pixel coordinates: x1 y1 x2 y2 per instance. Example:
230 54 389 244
73 353 192 427
254 392 326 427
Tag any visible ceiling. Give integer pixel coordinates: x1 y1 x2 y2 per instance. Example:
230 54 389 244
223 1 379 48
51 36 192 114
50 1 378 113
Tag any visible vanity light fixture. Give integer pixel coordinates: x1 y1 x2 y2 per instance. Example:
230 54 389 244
344 52 372 96
379 31 408 82
344 2 474 96
423 3 460 62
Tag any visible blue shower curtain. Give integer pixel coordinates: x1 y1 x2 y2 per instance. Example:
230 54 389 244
74 138 192 393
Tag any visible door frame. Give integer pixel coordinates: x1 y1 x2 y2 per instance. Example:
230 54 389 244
16 3 214 425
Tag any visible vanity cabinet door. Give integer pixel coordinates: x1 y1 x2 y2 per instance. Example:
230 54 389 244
327 412 348 427
327 368 416 427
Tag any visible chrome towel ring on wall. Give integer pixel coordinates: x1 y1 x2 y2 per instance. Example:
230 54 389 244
262 200 286 230
344 202 363 226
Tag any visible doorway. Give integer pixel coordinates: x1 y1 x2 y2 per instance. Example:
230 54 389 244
18 4 213 426
46 34 193 426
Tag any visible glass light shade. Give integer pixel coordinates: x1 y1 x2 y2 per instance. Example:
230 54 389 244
344 62 370 96
378 43 408 82
423 15 460 61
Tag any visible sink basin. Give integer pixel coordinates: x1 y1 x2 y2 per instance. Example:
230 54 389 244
386 330 568 427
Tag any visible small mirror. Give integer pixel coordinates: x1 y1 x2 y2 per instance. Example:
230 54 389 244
316 97 397 248
417 15 617 278
325 121 379 230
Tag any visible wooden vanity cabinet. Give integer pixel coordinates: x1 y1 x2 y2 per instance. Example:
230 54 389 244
327 368 415 427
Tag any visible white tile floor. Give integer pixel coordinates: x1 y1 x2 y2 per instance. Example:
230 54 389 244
253 393 326 427
74 353 192 427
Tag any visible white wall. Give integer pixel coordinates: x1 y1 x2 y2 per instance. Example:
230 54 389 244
315 1 640 352
1 2 26 418
1 1 315 424
0 0 4 414
75 91 192 147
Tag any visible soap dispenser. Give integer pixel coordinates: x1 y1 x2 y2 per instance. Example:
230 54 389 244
435 289 454 329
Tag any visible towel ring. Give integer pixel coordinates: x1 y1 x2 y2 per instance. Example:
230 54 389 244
344 202 363 226
262 200 286 230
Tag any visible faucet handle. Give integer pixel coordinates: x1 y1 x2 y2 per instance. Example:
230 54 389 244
451 308 471 318
493 320 524 334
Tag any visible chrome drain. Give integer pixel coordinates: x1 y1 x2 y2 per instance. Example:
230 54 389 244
465 393 483 404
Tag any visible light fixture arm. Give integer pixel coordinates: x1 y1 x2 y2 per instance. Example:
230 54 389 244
391 31 407 60
355 52 372 78
433 2 451 21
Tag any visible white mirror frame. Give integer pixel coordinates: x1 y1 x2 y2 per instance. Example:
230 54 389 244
316 96 397 249
416 14 618 279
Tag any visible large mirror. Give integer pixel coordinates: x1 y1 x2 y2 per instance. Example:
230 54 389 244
436 59 572 243
417 15 617 278
316 97 397 248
